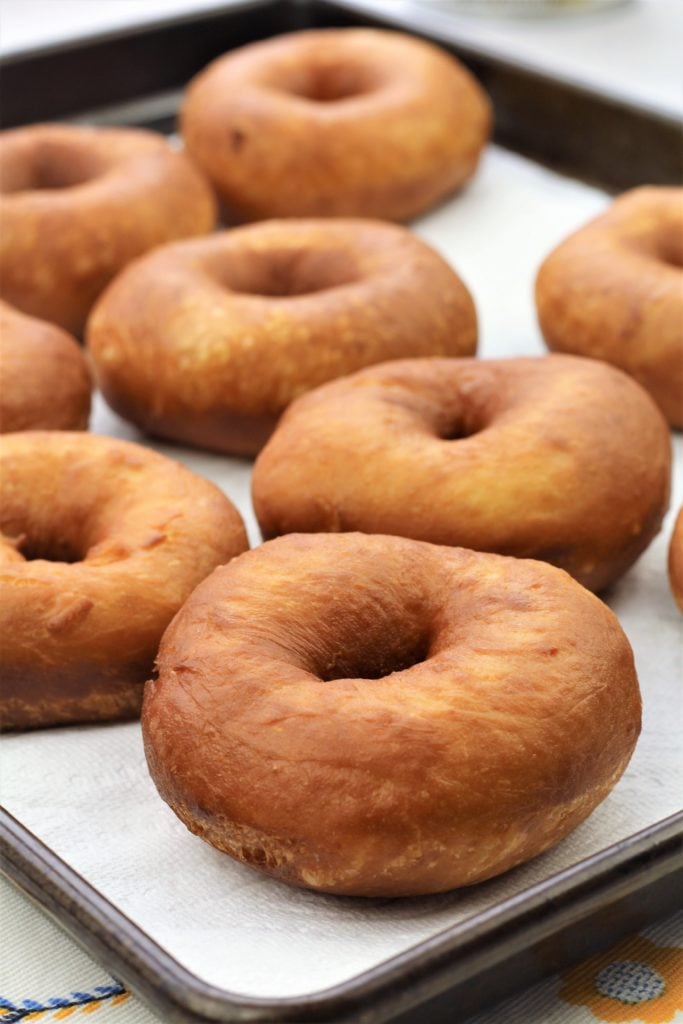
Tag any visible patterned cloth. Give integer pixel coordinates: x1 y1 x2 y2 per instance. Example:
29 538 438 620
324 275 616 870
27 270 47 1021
1 875 681 1023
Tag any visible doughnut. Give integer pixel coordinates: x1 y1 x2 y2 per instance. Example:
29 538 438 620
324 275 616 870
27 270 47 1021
87 220 478 456
669 507 683 612
0 432 247 730
142 532 641 897
252 355 671 592
181 28 491 222
0 124 216 336
536 187 683 428
0 300 91 433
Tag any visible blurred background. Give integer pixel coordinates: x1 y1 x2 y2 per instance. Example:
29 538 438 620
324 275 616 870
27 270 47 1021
0 0 681 118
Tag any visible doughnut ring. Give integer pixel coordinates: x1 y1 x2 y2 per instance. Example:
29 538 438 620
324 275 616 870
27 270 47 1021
142 532 641 897
252 355 671 591
0 432 247 729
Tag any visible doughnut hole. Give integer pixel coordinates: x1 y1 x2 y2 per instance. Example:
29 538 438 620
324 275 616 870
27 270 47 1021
655 232 683 269
0 140 105 194
623 219 683 270
2 505 107 566
316 623 432 681
286 561 436 683
0 450 168 570
263 59 385 103
428 389 495 443
1 497 97 566
15 534 85 564
436 408 487 442
206 246 361 297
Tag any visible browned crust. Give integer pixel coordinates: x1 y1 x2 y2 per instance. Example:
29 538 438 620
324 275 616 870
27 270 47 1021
181 28 491 222
0 124 216 336
0 431 248 730
142 533 641 897
251 355 672 592
668 507 683 613
87 220 478 456
536 186 683 428
0 301 91 432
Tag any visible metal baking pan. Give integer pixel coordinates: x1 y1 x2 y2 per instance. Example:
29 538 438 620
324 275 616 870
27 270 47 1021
2 809 681 1024
1 2 682 1022
1 0 680 188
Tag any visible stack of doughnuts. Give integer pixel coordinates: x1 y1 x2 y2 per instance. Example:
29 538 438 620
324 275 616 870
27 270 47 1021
2 24 678 900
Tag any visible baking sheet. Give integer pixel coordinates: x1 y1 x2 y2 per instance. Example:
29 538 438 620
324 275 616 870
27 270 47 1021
1 145 681 1000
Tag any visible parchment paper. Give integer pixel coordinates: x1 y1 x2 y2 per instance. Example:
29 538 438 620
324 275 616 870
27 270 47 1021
1 146 681 999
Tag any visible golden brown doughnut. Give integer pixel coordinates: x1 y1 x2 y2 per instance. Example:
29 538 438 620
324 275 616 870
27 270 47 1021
142 532 641 898
0 432 247 730
536 187 683 428
87 220 478 456
0 300 91 432
181 28 491 222
0 124 216 336
252 355 671 592
668 507 683 613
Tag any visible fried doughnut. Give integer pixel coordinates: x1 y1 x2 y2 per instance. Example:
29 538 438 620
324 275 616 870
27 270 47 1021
0 301 91 432
668 507 683 613
142 532 641 897
87 220 477 456
0 432 247 730
536 187 683 428
0 124 216 335
181 28 491 222
252 355 671 592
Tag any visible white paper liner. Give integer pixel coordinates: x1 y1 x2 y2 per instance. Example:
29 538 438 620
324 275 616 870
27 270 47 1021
2 146 681 999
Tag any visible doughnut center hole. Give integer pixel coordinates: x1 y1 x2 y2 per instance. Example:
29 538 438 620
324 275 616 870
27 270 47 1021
436 412 482 442
214 247 360 297
0 143 103 194
14 533 84 564
657 237 683 268
275 61 378 103
319 629 431 682
439 422 474 441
